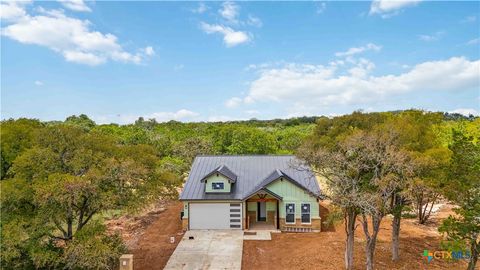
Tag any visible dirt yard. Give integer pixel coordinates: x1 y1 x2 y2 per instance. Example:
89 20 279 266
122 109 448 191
242 204 468 270
124 201 185 270
113 201 468 270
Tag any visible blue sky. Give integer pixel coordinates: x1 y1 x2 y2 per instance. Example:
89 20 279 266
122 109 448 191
1 0 479 124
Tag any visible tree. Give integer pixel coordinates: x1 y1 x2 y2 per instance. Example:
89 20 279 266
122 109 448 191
1 125 180 269
298 112 392 270
65 114 96 130
173 137 214 162
0 118 42 179
343 129 411 270
386 110 447 260
439 130 480 270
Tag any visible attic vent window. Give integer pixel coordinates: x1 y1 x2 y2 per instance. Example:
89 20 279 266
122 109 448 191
212 182 224 190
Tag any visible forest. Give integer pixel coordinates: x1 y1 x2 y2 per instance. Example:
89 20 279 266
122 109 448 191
0 110 478 270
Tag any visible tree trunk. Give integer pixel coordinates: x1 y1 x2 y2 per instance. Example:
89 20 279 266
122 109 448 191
391 194 403 261
365 242 374 270
362 214 382 270
467 241 478 270
391 211 401 261
344 208 357 270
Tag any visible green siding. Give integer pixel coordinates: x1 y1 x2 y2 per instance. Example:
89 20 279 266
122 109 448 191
266 201 276 211
266 178 319 219
204 175 231 193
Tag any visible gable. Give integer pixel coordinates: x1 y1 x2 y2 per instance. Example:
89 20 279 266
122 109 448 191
266 178 318 202
204 174 231 193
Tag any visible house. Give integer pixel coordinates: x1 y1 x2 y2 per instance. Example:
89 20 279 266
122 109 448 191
179 155 322 232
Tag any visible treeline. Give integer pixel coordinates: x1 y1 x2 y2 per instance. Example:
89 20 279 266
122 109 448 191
0 114 315 269
0 110 478 269
298 110 479 270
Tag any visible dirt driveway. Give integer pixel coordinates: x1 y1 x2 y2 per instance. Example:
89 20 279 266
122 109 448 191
164 230 244 270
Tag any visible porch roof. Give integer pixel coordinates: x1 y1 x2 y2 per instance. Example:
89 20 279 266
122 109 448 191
244 187 283 201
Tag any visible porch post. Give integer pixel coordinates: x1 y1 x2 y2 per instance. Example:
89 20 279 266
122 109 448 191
276 200 280 230
245 200 248 230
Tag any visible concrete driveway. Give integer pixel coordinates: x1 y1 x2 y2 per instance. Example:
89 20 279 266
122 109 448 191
164 230 243 270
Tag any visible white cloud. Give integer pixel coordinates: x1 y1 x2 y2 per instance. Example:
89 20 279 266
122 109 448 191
1 3 153 66
335 43 382 57
192 2 208 14
63 50 105 65
316 2 327 14
0 1 30 21
34 80 44 86
143 46 155 56
147 109 199 122
237 57 479 112
96 109 200 124
460 15 476 23
219 1 239 24
247 15 262 27
467 38 479 46
207 115 241 122
370 0 422 18
58 0 91 12
225 97 242 108
200 22 250 47
418 31 444 42
200 2 260 47
450 108 479 116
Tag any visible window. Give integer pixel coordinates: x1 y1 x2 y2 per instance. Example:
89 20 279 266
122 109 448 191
212 182 224 190
286 203 295 224
301 203 311 224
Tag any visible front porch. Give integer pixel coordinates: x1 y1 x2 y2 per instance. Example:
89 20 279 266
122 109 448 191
248 221 276 230
244 190 281 230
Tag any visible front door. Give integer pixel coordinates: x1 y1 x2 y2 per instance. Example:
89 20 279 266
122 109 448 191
257 201 266 221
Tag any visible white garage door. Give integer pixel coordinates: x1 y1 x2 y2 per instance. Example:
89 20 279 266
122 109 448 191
189 203 242 230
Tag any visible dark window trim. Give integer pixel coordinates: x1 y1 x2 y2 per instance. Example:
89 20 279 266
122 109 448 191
286 203 295 224
301 203 311 224
211 182 224 190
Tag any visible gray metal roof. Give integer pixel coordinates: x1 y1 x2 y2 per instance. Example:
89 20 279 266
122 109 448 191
179 155 321 201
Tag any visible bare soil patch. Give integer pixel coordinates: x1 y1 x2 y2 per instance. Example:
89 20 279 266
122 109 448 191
130 201 184 270
242 204 468 270
107 201 184 270
110 201 467 270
